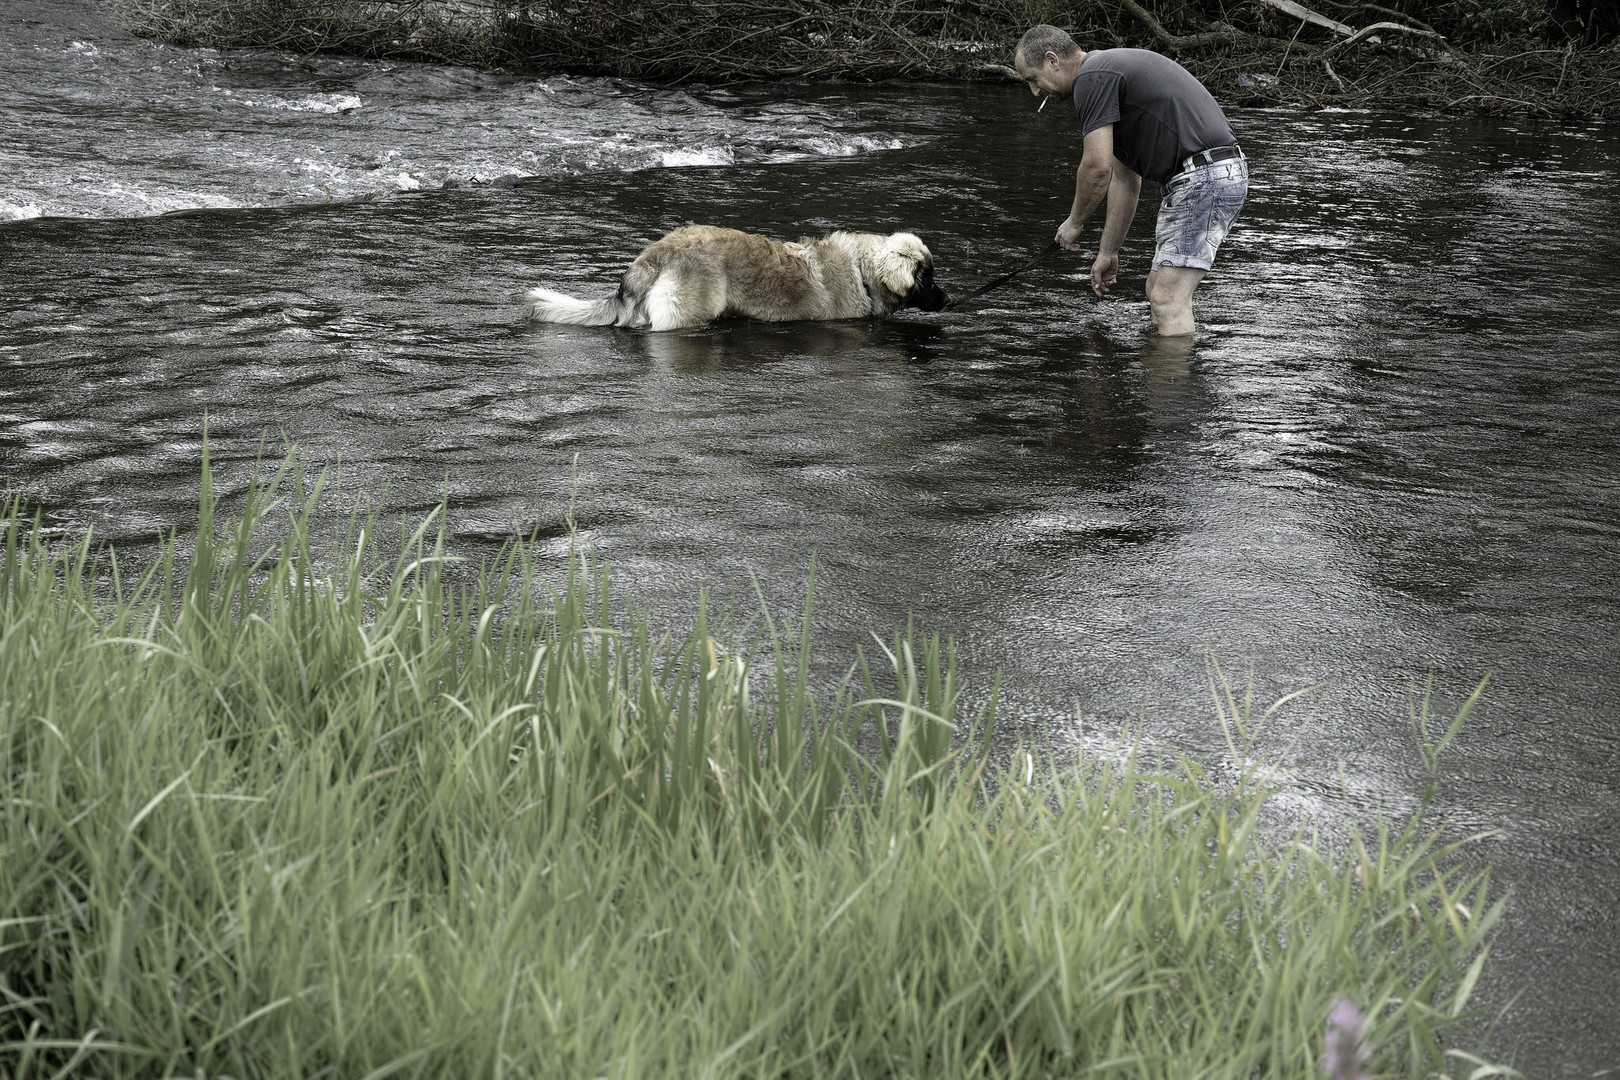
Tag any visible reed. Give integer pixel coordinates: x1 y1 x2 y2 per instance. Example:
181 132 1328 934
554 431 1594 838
1 448 1511 1078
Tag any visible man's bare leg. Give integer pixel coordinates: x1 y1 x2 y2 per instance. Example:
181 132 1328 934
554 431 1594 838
1144 265 1206 336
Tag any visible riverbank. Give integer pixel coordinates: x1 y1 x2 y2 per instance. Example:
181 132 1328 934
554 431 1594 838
117 0 1620 118
0 452 1511 1078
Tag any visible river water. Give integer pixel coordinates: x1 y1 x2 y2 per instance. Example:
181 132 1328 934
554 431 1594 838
4 1 1618 1073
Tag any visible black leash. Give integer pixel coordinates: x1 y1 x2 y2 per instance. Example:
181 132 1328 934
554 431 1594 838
944 240 1063 311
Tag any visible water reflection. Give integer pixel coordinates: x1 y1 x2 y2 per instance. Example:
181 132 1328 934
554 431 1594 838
631 319 909 371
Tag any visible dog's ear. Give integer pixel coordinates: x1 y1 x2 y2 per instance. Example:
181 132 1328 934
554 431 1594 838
874 233 927 297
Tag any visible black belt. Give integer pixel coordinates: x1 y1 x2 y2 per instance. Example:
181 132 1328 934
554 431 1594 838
1181 145 1243 170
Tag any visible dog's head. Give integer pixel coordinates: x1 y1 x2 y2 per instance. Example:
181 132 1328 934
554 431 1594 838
871 233 950 313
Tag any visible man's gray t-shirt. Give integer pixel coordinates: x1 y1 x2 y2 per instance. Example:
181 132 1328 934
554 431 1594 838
1070 48 1236 184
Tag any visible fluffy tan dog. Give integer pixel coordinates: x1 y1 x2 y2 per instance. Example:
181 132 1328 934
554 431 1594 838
523 225 949 332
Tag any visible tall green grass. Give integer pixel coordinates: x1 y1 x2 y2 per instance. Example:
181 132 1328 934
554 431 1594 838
2 450 1508 1079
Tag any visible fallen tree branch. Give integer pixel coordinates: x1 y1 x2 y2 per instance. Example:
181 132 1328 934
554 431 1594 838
1321 57 1349 91
1320 20 1446 60
1116 0 1293 52
1256 0 1355 38
1256 0 1458 70
1306 0 1441 34
1275 13 1308 74
1361 4 1438 35
1446 92 1557 115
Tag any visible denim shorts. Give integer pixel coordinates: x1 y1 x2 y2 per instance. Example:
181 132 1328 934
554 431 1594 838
1152 157 1248 271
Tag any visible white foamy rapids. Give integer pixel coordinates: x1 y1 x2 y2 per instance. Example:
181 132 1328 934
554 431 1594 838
767 134 905 162
659 146 736 167
0 23 925 222
225 90 365 114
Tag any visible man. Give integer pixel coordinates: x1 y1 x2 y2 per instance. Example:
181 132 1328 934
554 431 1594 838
1012 25 1247 336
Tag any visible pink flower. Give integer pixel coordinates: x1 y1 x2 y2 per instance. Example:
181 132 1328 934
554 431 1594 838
1324 997 1372 1080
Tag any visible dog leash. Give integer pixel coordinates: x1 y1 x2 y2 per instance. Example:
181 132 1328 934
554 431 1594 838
944 240 1063 311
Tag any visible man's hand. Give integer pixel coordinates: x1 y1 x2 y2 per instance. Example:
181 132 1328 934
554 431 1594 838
1090 252 1119 295
1055 216 1086 251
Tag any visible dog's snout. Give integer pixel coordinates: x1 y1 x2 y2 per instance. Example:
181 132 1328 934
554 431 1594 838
912 284 950 313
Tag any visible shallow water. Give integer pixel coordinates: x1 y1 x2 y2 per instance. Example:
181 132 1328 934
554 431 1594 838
4 2 1619 1073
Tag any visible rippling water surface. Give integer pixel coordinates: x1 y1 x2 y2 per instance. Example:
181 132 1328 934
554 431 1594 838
4 1 1619 1073
1 1 911 220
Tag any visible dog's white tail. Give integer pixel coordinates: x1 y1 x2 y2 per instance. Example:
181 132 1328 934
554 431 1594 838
523 286 624 326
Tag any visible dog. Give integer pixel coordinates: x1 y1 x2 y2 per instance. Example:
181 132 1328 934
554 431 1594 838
523 225 949 332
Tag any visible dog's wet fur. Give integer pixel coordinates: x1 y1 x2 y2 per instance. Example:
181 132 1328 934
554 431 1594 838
523 225 949 331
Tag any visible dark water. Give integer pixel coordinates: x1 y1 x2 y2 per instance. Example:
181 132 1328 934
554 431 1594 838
4 3 1619 1074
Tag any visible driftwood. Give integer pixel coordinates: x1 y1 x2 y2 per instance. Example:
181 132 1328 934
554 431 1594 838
1320 20 1448 59
1359 4 1439 35
1116 0 1294 52
1256 0 1457 60
1144 0 1460 94
1117 0 1448 63
1256 0 1356 38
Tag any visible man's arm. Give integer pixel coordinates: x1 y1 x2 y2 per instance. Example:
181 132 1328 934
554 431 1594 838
1055 123 1117 250
1090 158 1142 296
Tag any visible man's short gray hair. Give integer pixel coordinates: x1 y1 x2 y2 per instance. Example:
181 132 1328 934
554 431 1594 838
1015 24 1079 67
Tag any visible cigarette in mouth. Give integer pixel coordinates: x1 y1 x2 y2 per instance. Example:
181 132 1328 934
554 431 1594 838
1038 96 1048 112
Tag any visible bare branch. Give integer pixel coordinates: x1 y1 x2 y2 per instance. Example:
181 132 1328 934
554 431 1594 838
1361 4 1438 35
1321 57 1349 92
1255 0 1356 38
1116 0 1294 52
1320 20 1447 60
